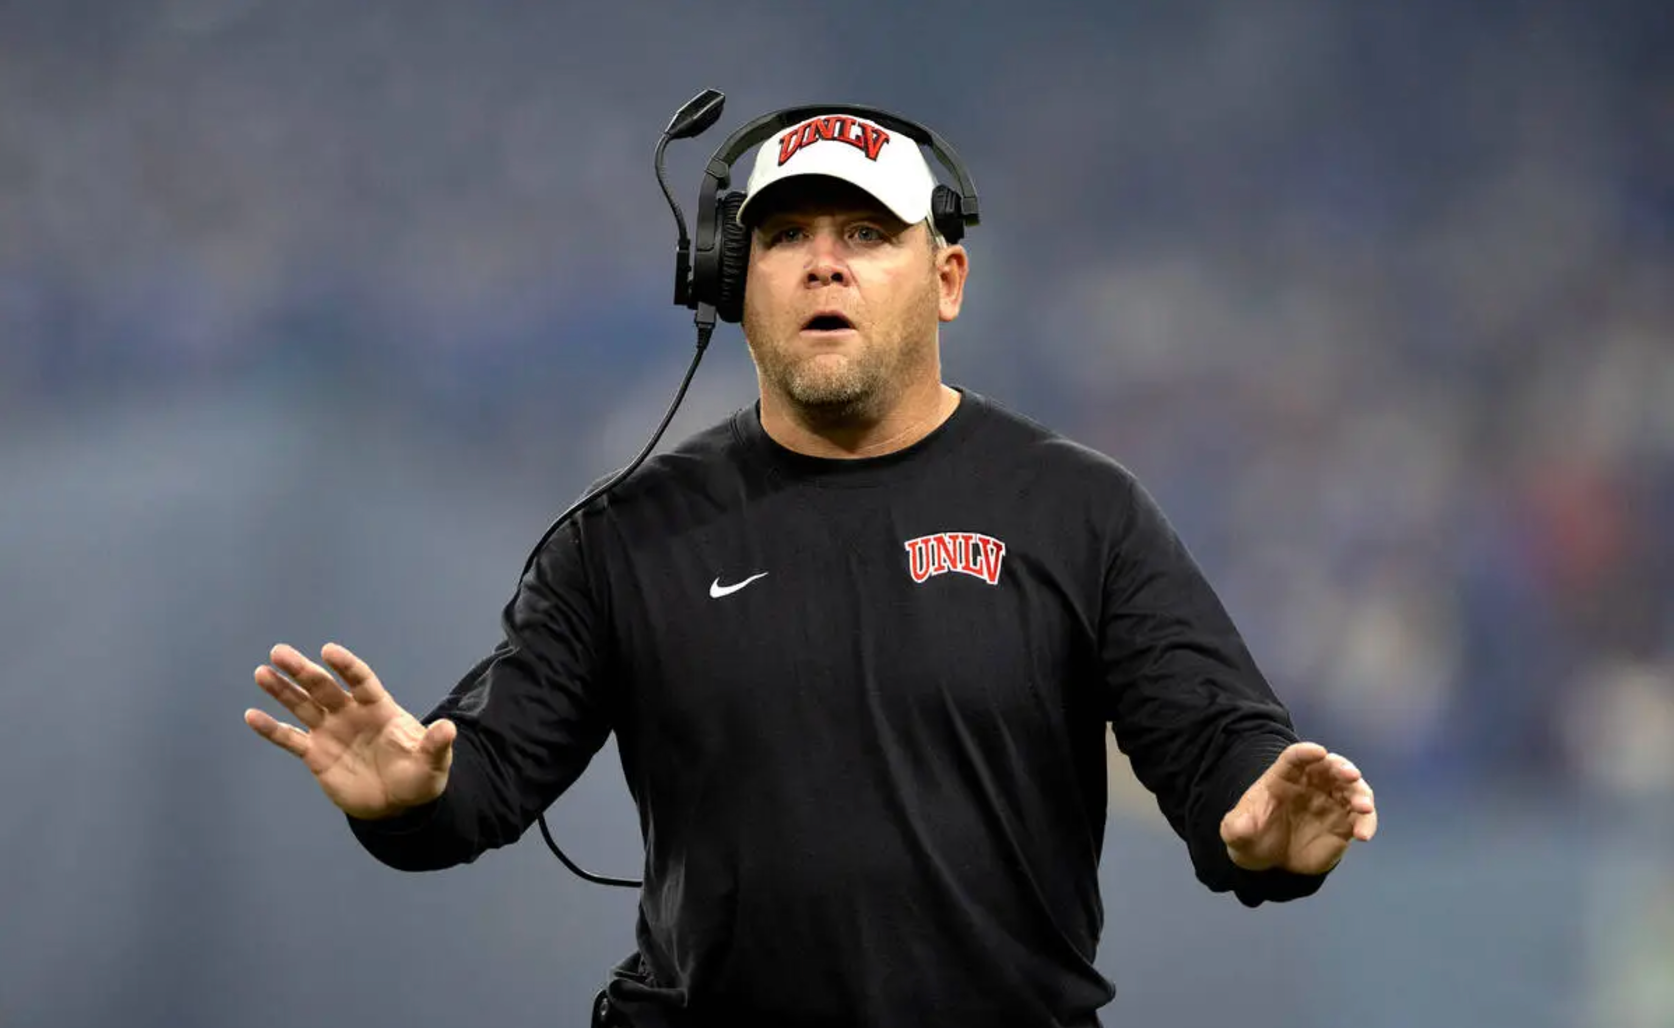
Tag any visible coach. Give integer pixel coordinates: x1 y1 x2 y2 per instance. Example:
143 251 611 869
245 106 1378 1027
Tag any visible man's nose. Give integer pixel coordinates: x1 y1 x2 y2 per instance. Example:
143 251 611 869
804 231 848 286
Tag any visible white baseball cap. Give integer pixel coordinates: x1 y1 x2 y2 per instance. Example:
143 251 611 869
735 113 937 228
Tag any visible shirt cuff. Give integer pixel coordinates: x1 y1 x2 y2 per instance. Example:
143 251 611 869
345 795 444 838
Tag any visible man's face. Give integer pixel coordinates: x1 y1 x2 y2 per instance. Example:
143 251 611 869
740 179 963 417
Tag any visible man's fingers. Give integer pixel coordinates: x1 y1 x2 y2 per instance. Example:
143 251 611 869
1353 807 1379 842
270 644 350 713
1310 763 1375 827
1320 761 1374 814
244 707 311 759
1306 751 1358 781
1272 742 1329 783
1284 741 1329 762
1317 769 1377 843
1299 752 1364 798
254 665 326 729
320 642 389 705
1234 743 1379 872
1348 776 1377 841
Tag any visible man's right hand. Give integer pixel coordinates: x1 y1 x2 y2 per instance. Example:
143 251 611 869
245 642 456 821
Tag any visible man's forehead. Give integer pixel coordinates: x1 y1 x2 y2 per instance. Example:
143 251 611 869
744 176 904 227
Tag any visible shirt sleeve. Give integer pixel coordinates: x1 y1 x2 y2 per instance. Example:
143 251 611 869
345 517 615 871
1099 472 1330 906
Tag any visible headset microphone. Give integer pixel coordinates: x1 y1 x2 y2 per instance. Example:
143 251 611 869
662 89 725 315
666 88 726 139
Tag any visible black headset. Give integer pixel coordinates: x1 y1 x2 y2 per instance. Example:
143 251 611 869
673 96 981 325
530 91 981 889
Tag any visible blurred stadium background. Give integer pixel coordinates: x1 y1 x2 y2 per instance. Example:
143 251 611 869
2 2 1670 1026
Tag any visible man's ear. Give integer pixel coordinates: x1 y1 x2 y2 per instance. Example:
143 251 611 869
936 244 969 323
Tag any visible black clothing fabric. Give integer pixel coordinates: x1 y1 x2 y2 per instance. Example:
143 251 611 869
349 389 1326 1027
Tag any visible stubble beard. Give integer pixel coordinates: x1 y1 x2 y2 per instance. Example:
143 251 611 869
745 280 940 424
783 347 893 417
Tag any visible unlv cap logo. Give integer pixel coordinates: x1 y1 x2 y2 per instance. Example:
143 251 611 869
904 532 1007 586
778 116 892 166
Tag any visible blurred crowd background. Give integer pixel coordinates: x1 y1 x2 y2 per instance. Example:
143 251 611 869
3 2 1670 1026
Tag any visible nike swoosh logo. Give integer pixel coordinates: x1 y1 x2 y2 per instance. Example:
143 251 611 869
709 572 768 598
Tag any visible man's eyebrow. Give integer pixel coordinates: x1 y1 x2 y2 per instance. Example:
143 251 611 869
756 209 903 231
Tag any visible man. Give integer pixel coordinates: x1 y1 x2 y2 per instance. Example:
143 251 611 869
244 109 1378 1028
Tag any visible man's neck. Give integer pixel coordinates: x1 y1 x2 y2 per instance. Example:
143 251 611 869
759 380 962 460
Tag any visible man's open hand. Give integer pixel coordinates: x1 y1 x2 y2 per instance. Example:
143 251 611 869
1220 742 1378 876
244 642 456 821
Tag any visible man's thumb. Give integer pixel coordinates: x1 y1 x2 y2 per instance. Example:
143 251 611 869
1221 805 1257 844
421 719 457 765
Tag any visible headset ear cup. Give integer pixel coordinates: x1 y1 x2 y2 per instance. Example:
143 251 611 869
716 192 752 324
931 184 965 244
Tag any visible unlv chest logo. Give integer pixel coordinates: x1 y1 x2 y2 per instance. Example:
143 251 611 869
904 532 1007 586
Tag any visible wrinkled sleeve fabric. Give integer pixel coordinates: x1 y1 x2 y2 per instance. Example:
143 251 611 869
346 518 614 872
1099 472 1329 906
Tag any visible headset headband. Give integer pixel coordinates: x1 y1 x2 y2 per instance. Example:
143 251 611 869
688 104 981 311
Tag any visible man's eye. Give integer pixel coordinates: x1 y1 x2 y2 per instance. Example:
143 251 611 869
771 227 805 244
851 225 884 242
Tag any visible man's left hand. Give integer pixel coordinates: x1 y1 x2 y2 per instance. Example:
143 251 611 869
1221 742 1378 876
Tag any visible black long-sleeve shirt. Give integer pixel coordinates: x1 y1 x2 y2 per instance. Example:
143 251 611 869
348 388 1327 1027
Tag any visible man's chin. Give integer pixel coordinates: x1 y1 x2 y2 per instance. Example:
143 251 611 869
783 367 882 412
779 353 858 401
786 380 870 409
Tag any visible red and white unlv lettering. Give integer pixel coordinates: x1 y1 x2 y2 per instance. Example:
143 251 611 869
777 116 892 166
903 533 1007 586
